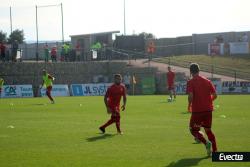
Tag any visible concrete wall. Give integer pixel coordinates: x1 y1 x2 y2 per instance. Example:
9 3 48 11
0 62 187 96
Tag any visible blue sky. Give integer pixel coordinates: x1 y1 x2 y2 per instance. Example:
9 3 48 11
0 0 249 41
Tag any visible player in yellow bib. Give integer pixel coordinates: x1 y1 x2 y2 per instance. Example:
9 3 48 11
0 77 4 98
41 70 55 103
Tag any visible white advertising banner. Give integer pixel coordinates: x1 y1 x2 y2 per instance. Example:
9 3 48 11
175 80 222 94
71 83 112 96
229 42 249 54
1 85 33 98
222 81 250 93
41 84 69 97
175 82 187 94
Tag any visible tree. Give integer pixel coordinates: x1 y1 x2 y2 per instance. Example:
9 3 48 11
8 29 25 44
0 31 7 43
138 32 156 39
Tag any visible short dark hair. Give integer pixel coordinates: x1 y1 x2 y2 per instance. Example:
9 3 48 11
190 63 200 74
114 74 122 78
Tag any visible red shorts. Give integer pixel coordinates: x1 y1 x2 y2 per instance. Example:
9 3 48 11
109 106 120 117
46 86 52 92
168 85 175 91
189 111 212 129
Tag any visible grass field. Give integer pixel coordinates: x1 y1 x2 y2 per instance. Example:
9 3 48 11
0 95 250 167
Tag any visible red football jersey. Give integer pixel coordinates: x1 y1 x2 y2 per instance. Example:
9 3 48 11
187 75 216 113
105 84 126 111
167 71 175 86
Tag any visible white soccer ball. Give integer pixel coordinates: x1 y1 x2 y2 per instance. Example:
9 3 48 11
167 98 172 102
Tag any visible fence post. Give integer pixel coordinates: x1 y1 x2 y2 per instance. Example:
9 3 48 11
234 70 237 82
211 65 214 79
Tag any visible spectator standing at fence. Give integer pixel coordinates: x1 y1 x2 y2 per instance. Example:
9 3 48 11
63 43 70 62
60 46 65 61
123 73 131 92
0 42 6 62
187 63 218 156
167 66 176 102
99 74 127 134
43 43 49 62
51 46 57 62
11 40 18 62
0 77 4 98
241 33 248 42
41 69 55 104
75 42 81 62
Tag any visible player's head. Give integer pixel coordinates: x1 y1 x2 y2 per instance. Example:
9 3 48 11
42 69 47 76
168 66 171 71
114 74 122 85
189 63 200 75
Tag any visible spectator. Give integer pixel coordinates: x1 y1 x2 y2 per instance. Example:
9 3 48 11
63 43 70 62
11 40 18 62
75 42 81 62
43 43 49 62
215 35 223 43
51 46 57 62
123 73 131 92
241 33 248 42
60 46 65 62
0 42 6 62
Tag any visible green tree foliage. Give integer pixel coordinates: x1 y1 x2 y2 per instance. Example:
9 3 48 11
138 32 156 39
8 29 25 44
0 31 7 43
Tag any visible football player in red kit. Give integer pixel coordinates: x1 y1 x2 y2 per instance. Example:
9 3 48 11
187 63 217 156
99 74 127 134
167 66 176 101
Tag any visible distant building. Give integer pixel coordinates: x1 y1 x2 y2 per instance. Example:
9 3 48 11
70 31 120 61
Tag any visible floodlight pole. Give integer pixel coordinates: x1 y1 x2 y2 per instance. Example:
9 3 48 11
61 3 64 44
35 5 39 61
9 6 13 34
123 0 126 35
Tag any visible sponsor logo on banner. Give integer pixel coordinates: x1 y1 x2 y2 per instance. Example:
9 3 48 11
229 42 249 54
41 84 69 97
71 83 112 96
175 80 222 94
1 85 33 98
222 81 250 93
175 82 187 94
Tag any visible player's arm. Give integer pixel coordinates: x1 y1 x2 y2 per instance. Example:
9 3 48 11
211 92 217 101
104 89 111 114
41 80 44 89
210 81 217 101
48 74 55 81
188 92 193 105
121 87 127 111
187 92 193 112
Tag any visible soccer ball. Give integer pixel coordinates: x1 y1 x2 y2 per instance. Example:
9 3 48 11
167 98 172 102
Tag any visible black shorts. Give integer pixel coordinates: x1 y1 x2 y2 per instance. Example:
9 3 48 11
125 84 130 90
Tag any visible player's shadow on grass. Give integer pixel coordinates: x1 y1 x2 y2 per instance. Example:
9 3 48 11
165 156 209 167
86 134 115 142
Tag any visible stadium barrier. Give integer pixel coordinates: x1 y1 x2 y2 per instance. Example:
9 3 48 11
71 83 112 96
1 81 250 98
175 81 250 94
1 85 33 98
40 84 70 97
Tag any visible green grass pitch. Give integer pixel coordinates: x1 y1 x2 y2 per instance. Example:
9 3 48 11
0 95 250 167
